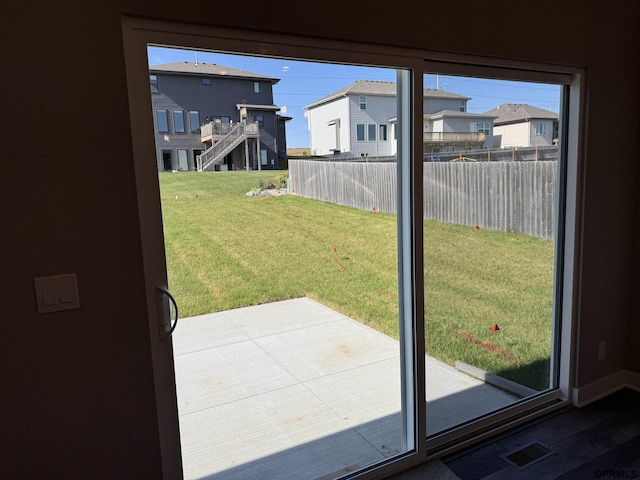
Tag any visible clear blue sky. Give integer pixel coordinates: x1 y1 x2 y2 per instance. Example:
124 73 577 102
148 46 561 148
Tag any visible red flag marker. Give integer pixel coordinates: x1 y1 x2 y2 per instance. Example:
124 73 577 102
333 247 337 254
491 324 500 333
372 206 377 211
475 225 480 230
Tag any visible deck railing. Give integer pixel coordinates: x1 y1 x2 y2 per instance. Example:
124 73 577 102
199 121 259 170
423 132 486 143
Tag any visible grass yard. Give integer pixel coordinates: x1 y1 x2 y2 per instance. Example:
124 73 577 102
159 171 555 391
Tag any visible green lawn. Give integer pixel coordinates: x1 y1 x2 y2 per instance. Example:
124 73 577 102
160 171 554 390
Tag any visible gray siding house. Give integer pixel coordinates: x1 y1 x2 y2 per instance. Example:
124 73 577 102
423 110 497 154
150 61 289 171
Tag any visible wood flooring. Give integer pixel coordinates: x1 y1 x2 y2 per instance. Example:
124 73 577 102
393 388 640 479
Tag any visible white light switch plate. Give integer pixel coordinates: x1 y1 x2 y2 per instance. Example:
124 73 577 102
34 274 80 314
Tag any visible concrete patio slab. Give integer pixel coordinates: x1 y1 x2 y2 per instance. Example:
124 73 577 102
172 297 518 480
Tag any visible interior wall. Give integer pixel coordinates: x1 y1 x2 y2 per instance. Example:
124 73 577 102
1 2 163 479
572 5 639 386
1 0 638 478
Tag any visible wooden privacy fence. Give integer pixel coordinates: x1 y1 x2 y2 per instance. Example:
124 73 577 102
424 161 557 240
289 160 558 240
289 160 398 214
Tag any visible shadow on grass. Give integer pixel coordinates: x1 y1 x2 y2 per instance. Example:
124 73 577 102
495 357 551 392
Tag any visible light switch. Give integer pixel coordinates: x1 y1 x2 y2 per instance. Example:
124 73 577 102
59 277 76 304
42 283 59 306
34 274 80 314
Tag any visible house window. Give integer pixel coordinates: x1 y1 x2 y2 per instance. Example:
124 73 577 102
359 96 367 110
476 121 491 135
379 124 388 141
150 74 158 93
173 110 186 133
156 109 168 133
536 122 548 135
201 77 212 85
459 100 466 112
254 81 260 93
260 149 268 165
256 114 264 127
356 123 365 141
189 111 200 134
368 123 376 141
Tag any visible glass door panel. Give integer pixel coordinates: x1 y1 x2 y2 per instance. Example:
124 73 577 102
421 72 563 435
148 45 414 479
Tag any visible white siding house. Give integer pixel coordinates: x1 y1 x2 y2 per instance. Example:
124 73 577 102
306 81 397 157
483 104 559 148
307 80 495 157
307 96 350 154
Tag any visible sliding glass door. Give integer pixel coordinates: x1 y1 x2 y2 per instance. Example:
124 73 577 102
123 18 580 478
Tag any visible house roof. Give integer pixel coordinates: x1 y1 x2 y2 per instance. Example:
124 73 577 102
306 80 469 109
483 104 558 125
427 110 497 120
149 62 280 83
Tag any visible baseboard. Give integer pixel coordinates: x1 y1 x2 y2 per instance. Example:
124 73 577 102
626 370 640 392
572 370 640 407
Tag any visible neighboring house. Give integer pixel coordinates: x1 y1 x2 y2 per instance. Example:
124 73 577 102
149 61 289 171
305 80 495 157
483 104 559 148
424 110 497 154
305 81 398 158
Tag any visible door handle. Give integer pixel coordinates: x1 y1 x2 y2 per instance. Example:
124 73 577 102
156 286 178 340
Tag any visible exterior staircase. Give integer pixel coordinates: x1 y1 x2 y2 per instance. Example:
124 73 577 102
198 121 259 171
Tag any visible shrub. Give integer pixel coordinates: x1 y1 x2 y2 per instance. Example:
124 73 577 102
259 178 277 190
275 172 289 188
